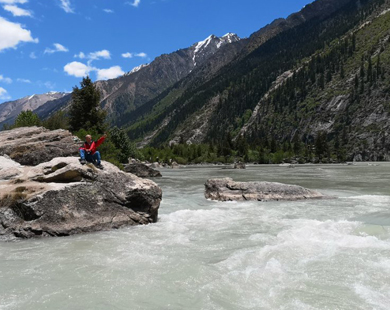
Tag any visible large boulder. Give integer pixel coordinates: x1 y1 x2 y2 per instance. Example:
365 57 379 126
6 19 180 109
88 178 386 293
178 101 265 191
205 178 325 202
0 156 162 240
0 126 79 165
123 163 162 178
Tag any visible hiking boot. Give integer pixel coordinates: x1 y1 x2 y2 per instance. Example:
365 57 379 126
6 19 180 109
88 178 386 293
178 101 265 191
80 159 87 165
96 163 104 170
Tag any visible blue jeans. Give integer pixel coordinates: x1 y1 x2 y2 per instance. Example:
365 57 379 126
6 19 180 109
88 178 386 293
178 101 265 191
80 149 101 165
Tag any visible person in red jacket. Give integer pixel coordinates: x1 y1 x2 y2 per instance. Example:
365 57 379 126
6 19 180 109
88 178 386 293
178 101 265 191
79 133 107 169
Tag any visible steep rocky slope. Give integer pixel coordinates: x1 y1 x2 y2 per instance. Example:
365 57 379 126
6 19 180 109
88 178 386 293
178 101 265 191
125 0 390 161
122 0 365 145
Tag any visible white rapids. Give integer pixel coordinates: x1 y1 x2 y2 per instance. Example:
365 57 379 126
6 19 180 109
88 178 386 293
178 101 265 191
1 164 389 310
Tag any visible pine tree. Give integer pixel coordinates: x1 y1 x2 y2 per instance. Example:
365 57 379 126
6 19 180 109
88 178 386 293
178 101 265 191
109 126 139 163
360 61 365 79
326 70 332 83
69 76 107 132
315 132 328 160
354 74 359 90
14 110 41 128
367 57 373 84
376 54 381 80
43 110 69 130
292 133 302 155
318 73 325 89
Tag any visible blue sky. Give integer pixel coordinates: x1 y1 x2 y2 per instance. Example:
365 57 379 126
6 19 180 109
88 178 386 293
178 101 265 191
0 0 312 103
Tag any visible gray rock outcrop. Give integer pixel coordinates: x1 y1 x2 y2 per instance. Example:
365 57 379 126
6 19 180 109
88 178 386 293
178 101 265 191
205 178 325 202
123 163 162 178
0 156 162 240
0 126 79 165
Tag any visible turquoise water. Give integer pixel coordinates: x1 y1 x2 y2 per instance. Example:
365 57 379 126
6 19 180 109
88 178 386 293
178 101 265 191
1 164 389 309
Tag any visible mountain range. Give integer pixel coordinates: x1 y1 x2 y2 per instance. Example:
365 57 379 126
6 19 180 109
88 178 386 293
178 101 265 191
0 92 68 128
0 33 241 128
2 0 390 161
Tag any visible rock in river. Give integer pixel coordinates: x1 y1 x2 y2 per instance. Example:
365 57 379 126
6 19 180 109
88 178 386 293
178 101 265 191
0 126 79 165
123 163 162 178
205 178 325 202
0 157 162 240
234 162 246 169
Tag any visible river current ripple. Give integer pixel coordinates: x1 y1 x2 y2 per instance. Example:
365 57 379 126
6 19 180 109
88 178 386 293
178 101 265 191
1 164 389 310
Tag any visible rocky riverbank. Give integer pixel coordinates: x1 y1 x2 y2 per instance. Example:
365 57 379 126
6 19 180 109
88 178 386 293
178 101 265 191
0 127 162 240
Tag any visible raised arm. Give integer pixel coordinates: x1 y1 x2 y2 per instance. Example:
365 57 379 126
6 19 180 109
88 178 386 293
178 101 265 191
95 134 107 148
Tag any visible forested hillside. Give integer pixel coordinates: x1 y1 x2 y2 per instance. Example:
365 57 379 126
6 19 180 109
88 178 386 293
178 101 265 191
125 0 390 163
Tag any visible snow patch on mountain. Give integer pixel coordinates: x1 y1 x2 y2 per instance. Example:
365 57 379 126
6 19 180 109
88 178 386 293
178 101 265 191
192 33 240 66
127 63 150 75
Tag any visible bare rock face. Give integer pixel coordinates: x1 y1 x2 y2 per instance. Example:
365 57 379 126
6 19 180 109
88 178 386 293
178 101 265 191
205 178 325 202
123 163 162 178
0 157 162 240
0 126 79 166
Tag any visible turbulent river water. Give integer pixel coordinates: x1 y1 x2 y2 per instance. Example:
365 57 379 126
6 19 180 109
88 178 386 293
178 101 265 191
1 164 390 310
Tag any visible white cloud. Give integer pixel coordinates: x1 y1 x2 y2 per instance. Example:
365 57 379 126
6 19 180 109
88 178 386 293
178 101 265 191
122 52 147 59
17 78 31 83
3 4 32 17
64 61 92 78
135 52 147 58
103 9 113 13
74 51 85 59
74 50 111 64
122 52 133 58
0 16 38 51
0 86 11 100
29 51 36 59
59 0 74 13
44 43 69 54
89 49 110 60
64 61 124 81
97 66 125 80
0 0 27 4
127 0 140 8
0 75 12 84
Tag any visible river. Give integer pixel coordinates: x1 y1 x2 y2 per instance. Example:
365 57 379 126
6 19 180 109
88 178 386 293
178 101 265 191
1 164 389 309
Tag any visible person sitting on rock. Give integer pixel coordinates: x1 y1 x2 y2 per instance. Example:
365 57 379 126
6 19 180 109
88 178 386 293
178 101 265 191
79 133 106 169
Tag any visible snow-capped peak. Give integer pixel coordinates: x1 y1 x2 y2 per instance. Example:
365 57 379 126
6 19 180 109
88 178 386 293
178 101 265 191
223 32 236 38
192 33 240 66
221 33 239 43
194 35 216 55
128 63 150 75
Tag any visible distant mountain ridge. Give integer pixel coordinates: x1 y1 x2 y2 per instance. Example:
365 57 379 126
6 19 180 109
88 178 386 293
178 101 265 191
6 33 241 128
0 92 68 128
